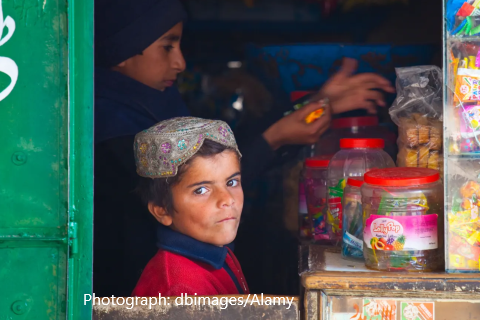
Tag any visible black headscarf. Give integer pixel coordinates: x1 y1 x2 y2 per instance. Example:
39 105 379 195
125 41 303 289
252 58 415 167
95 0 187 67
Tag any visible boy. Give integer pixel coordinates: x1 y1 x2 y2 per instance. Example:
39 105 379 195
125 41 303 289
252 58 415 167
131 117 249 296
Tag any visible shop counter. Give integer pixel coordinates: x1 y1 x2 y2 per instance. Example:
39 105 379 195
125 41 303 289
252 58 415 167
300 245 480 320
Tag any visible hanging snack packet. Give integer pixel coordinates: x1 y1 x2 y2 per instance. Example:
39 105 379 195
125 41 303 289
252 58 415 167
455 68 480 103
389 66 444 176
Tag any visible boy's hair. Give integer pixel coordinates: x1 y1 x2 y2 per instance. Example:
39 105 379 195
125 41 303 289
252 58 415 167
137 139 239 214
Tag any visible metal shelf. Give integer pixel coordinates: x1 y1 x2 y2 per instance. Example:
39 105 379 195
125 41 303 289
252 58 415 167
446 154 480 160
446 35 480 42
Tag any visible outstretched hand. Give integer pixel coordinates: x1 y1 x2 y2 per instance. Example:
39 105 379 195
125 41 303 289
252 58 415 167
319 58 395 114
261 58 393 151
263 100 331 151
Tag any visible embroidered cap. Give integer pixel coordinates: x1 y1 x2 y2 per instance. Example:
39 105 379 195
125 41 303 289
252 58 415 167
134 117 241 178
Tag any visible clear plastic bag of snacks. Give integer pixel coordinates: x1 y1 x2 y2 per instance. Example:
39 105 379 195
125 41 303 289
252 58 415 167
389 66 444 175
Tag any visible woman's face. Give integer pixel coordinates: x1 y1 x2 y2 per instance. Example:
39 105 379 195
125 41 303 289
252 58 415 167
115 22 186 91
151 150 244 247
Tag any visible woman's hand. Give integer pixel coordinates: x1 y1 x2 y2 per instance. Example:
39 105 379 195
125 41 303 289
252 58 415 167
319 58 395 114
263 100 331 151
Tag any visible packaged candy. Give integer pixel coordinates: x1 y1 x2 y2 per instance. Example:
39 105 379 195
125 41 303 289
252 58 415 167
455 68 480 103
305 108 325 124
389 66 444 176
447 179 480 272
285 97 328 124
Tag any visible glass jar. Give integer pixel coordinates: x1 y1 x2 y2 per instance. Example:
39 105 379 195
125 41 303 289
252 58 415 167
327 139 395 246
315 116 397 160
304 157 331 244
362 168 444 272
298 169 310 240
342 177 365 260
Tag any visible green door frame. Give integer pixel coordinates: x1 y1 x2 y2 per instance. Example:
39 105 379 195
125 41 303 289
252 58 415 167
67 0 94 319
0 0 92 318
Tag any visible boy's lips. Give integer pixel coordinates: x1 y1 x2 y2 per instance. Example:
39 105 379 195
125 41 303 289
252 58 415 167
163 80 175 87
217 217 236 223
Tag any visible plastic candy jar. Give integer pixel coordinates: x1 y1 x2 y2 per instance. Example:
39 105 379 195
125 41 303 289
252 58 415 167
362 168 444 272
315 116 397 160
327 138 395 246
298 170 310 240
304 157 331 244
342 177 365 259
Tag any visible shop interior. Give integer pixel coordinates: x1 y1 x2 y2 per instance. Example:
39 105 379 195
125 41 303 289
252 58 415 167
92 0 480 318
172 0 442 296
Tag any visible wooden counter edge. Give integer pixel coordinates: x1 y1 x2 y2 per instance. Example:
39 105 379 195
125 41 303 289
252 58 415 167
301 271 480 292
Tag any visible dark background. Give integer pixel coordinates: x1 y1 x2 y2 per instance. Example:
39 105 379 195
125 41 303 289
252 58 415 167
176 0 443 295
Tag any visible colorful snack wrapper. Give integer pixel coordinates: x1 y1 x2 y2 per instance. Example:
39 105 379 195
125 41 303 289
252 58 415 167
448 180 480 272
455 68 480 103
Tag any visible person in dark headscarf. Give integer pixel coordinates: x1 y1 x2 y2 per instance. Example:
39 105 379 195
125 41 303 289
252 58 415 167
94 0 191 297
94 0 394 297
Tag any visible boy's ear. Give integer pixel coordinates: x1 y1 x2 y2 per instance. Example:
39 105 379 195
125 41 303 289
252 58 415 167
148 202 173 226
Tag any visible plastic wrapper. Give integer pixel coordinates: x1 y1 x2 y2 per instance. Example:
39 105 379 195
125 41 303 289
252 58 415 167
447 175 480 272
447 40 480 154
444 2 480 274
447 0 480 37
389 66 444 176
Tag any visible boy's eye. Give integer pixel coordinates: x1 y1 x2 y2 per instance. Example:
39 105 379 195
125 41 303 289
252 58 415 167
194 187 208 195
164 45 174 52
227 179 239 187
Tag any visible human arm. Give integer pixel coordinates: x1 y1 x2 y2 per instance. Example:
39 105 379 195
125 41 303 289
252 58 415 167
313 57 395 114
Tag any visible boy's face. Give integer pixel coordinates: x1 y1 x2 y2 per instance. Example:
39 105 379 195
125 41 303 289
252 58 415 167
152 150 243 246
114 22 186 91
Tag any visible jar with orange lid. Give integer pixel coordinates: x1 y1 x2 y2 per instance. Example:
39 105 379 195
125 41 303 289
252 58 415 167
304 157 331 244
362 167 444 272
314 116 397 160
327 138 395 246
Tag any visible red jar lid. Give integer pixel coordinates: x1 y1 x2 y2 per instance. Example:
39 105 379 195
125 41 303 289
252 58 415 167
305 156 331 168
332 116 378 129
347 177 364 188
290 91 313 102
340 138 384 149
364 168 440 187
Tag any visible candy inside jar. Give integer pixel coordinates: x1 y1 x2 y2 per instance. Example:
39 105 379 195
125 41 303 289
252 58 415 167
362 168 444 272
304 157 331 244
342 177 365 260
327 138 395 246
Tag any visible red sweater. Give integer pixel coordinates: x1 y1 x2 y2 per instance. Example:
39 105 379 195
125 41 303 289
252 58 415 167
132 226 249 296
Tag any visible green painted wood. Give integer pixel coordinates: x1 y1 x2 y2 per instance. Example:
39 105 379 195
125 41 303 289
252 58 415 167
0 0 93 319
67 0 94 319
0 0 68 319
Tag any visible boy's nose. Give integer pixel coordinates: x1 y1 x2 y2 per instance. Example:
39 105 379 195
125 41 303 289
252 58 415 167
172 50 186 73
218 190 235 208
